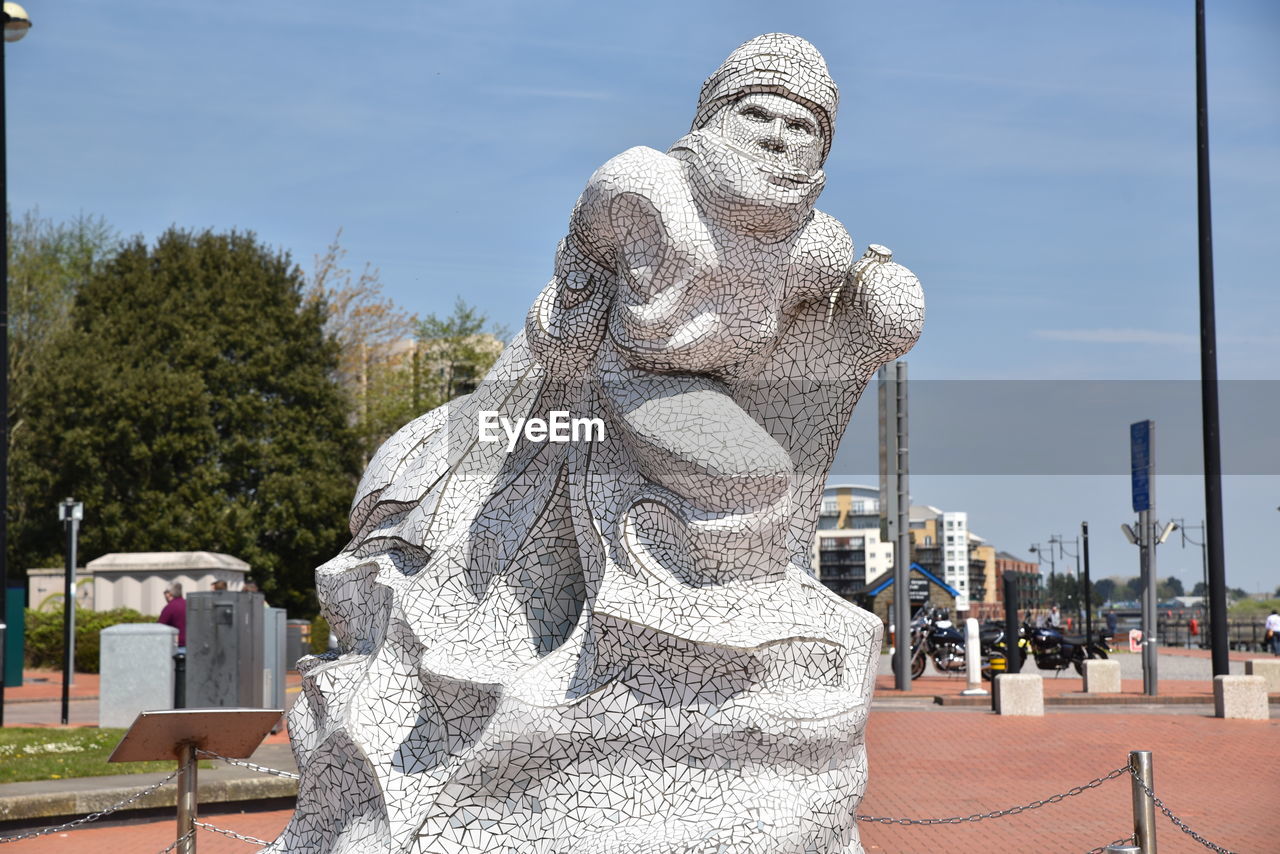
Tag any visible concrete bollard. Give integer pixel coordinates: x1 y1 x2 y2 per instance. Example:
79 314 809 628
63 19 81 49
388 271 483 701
993 673 1043 716
1213 675 1269 720
1244 659 1280 694
961 617 988 696
100 624 177 728
1083 659 1122 693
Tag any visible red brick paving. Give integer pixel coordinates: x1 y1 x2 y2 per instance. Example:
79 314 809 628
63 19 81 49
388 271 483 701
875 672 1238 700
5 707 1274 853
5 670 100 704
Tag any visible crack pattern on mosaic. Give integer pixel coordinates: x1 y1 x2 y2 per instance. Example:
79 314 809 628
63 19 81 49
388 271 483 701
267 33 924 854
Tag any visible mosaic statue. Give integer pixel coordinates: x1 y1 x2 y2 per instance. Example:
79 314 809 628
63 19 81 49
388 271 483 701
268 33 924 854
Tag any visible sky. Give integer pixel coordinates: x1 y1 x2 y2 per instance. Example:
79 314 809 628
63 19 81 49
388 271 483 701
8 1 1278 595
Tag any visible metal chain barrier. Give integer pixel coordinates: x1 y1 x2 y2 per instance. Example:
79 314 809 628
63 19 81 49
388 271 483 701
0 763 189 844
194 819 272 846
196 748 301 780
1085 835 1135 854
154 828 194 854
856 764 1130 826
1127 766 1238 854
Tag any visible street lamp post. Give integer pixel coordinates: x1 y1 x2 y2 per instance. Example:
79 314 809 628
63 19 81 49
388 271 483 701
1051 534 1082 629
1170 518 1209 647
0 0 32 729
58 498 82 726
1028 542 1056 610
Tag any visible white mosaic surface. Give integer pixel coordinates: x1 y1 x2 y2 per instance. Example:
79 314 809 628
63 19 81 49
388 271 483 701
267 33 924 854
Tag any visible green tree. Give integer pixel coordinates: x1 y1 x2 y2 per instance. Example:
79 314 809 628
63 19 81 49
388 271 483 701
7 211 120 555
303 231 417 461
1092 577 1117 604
10 229 361 614
415 298 507 405
1157 576 1184 600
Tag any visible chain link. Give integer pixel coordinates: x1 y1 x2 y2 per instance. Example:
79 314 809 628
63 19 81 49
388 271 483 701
154 828 194 854
856 764 1129 826
196 749 300 780
1084 834 1135 854
194 819 272 846
1127 767 1238 854
0 763 188 844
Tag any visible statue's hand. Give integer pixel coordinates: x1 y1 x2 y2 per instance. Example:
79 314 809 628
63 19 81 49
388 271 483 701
828 244 924 360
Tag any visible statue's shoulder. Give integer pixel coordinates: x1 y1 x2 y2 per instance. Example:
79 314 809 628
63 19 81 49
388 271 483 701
586 146 686 198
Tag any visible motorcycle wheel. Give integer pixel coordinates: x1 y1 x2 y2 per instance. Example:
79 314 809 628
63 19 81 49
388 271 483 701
1073 657 1085 676
933 642 965 673
911 652 926 679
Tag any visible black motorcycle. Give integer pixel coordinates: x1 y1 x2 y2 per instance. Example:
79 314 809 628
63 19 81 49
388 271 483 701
1023 618 1109 675
979 620 1026 681
907 608 966 678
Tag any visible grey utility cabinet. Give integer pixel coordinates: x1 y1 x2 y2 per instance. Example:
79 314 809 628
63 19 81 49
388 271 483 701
187 591 265 708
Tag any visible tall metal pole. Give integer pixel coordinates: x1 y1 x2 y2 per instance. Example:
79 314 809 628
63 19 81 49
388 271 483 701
880 362 911 690
894 360 910 686
61 506 78 725
1141 510 1158 696
0 4 10 728
1195 0 1228 678
1082 522 1093 645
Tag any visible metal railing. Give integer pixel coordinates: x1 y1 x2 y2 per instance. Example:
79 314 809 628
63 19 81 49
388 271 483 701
0 749 1242 853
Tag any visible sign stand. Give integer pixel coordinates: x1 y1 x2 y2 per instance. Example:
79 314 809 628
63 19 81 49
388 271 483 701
109 708 283 853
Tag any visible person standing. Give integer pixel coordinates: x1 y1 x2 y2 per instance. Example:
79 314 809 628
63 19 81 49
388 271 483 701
158 582 187 650
1047 604 1061 629
1265 609 1280 656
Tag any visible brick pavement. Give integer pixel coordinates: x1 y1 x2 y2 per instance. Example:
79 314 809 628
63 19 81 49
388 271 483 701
5 670 100 704
4 706 1273 853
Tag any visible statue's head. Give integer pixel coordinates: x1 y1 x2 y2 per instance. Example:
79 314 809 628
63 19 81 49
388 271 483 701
692 33 838 169
672 34 837 236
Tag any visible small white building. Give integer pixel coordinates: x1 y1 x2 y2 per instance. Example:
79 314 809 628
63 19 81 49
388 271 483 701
27 552 249 615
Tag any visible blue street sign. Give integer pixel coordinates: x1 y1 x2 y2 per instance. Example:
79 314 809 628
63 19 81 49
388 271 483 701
1130 420 1152 512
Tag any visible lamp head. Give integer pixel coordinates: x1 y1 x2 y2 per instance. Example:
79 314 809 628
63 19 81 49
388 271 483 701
3 2 31 43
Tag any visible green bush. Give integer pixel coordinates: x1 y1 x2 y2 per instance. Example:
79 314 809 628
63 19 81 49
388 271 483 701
309 614 331 655
24 607 153 673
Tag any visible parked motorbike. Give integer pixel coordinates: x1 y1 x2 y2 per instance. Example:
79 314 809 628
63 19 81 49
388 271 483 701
1023 618 1109 675
907 607 966 678
979 621 1027 681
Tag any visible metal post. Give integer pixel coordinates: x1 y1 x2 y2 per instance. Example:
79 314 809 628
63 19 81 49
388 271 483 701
894 360 910 683
1129 750 1157 853
1003 571 1020 674
1195 0 1228 679
1082 522 1093 645
176 740 197 854
60 510 77 725
0 2 10 728
880 363 910 691
1139 509 1158 696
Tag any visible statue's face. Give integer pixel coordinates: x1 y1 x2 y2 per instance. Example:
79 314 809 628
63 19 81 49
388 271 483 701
717 93 824 177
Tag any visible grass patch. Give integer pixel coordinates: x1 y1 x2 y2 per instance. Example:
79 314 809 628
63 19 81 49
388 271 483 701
0 728 210 784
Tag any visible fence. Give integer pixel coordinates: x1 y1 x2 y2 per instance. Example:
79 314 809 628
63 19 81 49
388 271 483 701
0 748 1243 853
1156 617 1270 652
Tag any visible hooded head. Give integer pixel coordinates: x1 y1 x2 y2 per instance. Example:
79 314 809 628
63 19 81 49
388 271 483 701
692 33 838 164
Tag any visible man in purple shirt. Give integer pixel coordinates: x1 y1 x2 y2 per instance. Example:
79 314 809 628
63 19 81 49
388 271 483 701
158 582 187 648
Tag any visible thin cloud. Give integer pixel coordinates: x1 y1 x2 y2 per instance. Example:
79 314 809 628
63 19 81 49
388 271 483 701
1035 328 1198 347
486 86 613 101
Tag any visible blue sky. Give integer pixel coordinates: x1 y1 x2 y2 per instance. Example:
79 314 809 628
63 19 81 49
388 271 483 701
10 1 1278 595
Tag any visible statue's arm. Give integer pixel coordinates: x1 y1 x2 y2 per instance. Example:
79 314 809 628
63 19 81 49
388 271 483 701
526 147 667 372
